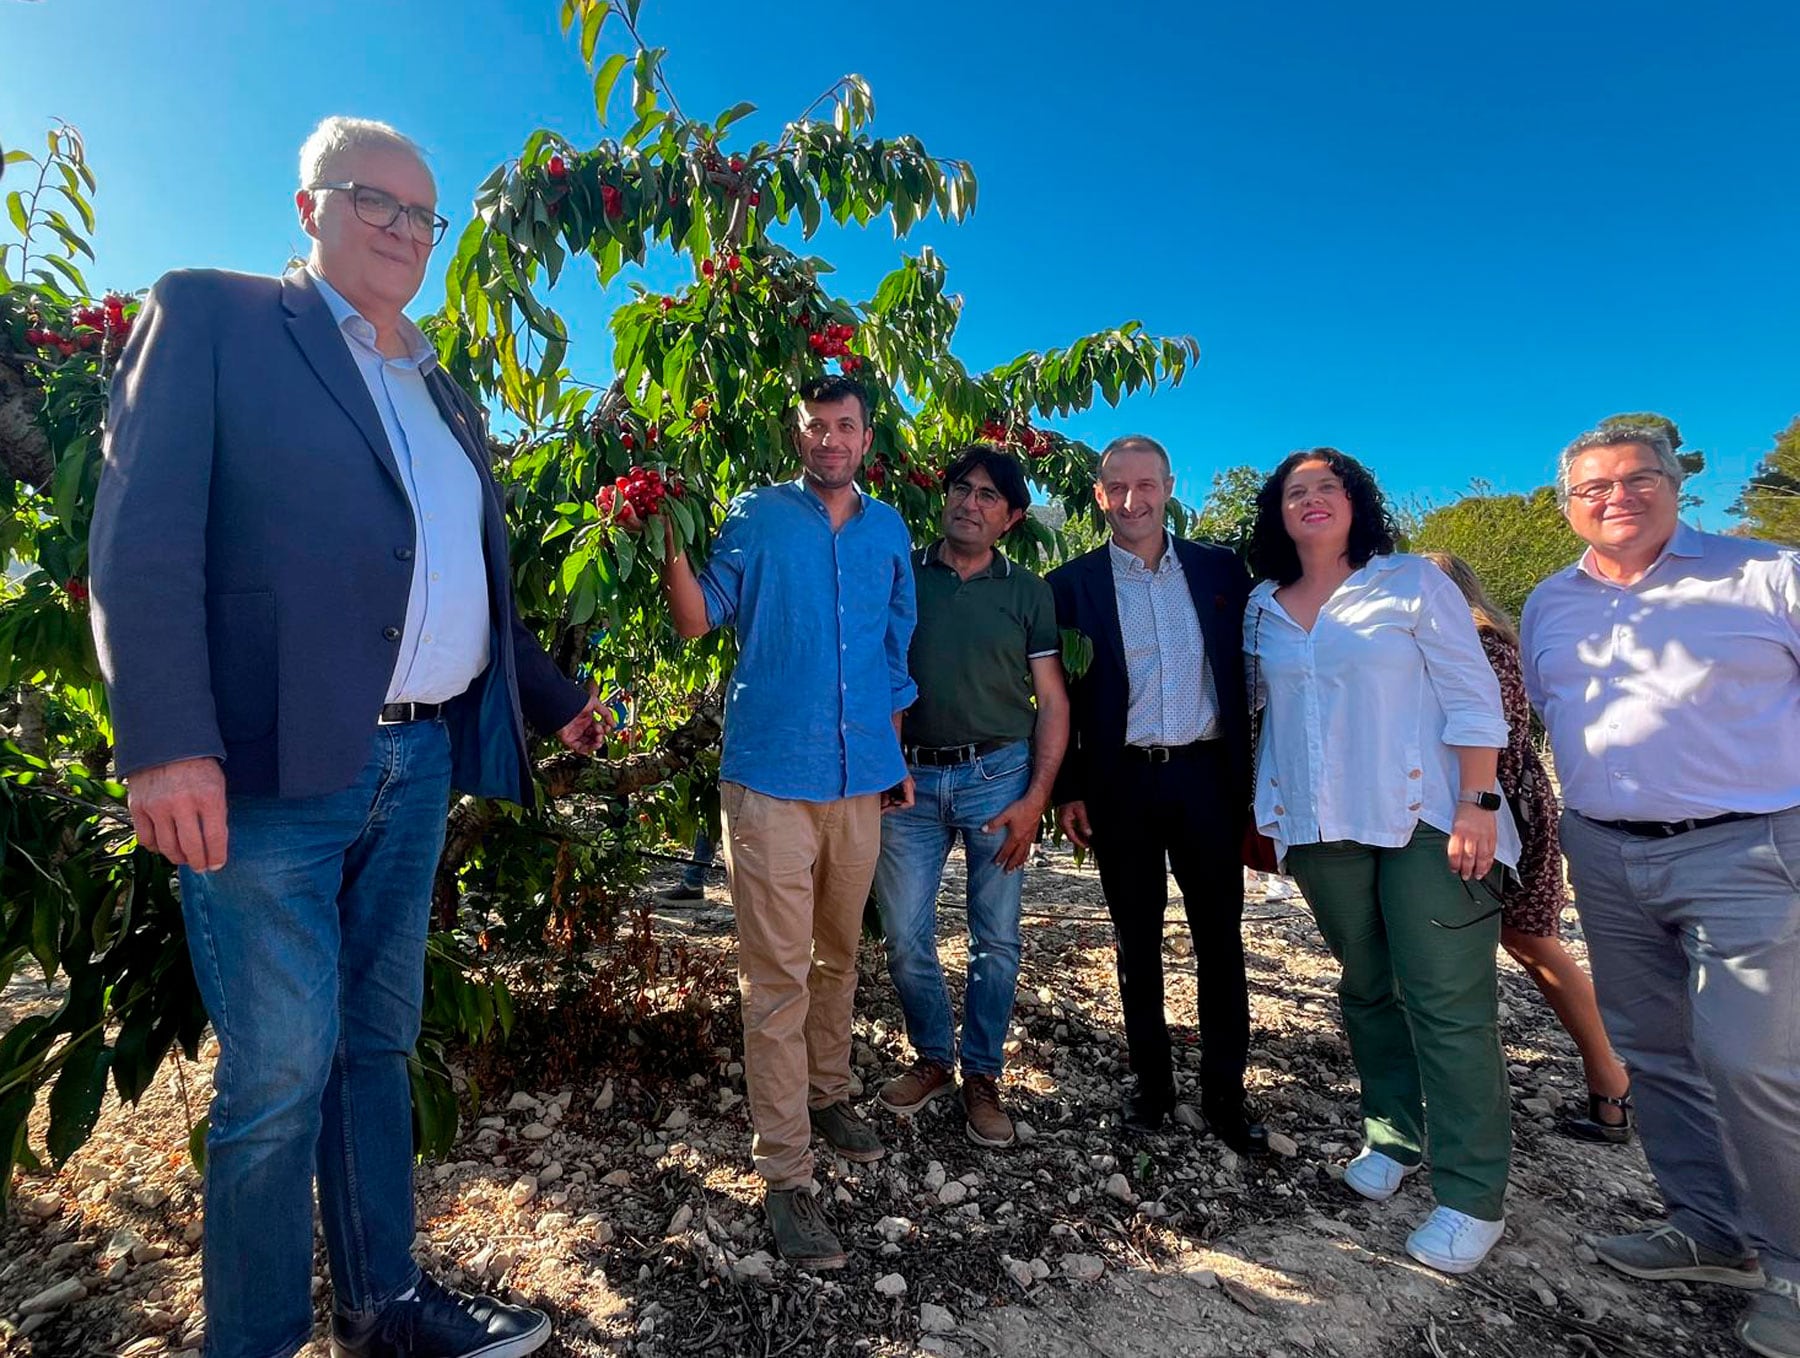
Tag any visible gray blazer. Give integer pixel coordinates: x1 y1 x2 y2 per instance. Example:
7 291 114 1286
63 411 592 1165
90 268 585 803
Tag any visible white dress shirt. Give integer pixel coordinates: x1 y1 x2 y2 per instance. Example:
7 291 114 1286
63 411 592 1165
1245 553 1518 865
310 270 490 705
1109 534 1220 745
1521 522 1800 822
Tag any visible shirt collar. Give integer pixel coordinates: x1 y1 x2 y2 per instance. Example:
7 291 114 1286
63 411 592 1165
1108 531 1178 576
1574 520 1702 585
307 266 436 370
789 474 870 519
919 538 1011 578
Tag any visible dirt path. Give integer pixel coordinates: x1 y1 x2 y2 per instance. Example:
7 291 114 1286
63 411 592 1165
0 847 1744 1356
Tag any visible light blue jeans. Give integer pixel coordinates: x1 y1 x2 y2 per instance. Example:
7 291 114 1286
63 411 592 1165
179 721 450 1358
873 741 1031 1077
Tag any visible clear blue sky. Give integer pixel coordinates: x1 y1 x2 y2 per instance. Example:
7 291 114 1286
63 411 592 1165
6 0 1797 524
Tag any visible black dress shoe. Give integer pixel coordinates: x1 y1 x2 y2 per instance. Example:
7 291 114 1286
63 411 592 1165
1202 1096 1269 1156
1121 1084 1176 1131
330 1272 551 1358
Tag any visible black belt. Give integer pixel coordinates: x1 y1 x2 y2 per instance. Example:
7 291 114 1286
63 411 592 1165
1122 740 1218 764
904 737 1015 767
378 701 443 725
1580 810 1760 839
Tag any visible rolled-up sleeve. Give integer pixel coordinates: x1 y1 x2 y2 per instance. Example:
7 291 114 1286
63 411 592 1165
1414 561 1509 748
697 495 752 630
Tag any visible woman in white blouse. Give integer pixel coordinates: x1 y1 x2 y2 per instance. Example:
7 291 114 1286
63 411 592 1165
1244 448 1516 1276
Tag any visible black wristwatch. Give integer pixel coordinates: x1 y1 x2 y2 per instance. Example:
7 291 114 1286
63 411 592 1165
1458 790 1503 812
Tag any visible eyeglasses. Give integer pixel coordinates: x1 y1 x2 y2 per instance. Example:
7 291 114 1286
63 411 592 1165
309 182 449 245
947 481 1008 509
1567 469 1668 504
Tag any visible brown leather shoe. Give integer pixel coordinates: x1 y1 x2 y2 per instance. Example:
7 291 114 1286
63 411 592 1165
877 1060 955 1116
962 1073 1015 1148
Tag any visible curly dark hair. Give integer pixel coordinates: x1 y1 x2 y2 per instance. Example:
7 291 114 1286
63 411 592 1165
1246 447 1400 585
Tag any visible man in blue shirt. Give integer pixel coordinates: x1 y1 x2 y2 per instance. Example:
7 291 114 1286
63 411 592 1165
639 375 916 1269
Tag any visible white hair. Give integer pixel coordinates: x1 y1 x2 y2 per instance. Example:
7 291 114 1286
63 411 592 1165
297 116 432 191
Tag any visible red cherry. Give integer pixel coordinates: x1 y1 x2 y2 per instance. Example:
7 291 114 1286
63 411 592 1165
729 155 744 172
660 297 675 311
622 433 635 450
726 253 741 271
547 154 567 179
601 185 623 218
747 192 761 207
701 259 715 279
65 577 89 603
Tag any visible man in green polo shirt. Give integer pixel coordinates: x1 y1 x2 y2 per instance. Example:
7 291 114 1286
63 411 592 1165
873 445 1070 1147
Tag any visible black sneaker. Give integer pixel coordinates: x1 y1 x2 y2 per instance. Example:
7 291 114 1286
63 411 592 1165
765 1186 848 1270
660 882 705 902
809 1100 887 1162
330 1273 552 1358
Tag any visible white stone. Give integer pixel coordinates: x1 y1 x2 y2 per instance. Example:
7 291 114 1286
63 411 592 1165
1105 1173 1136 1205
1029 1257 1052 1280
667 1204 695 1235
1004 1258 1035 1288
507 1091 540 1112
538 1160 563 1184
874 1272 908 1297
923 1161 947 1193
519 1122 553 1142
131 1242 169 1265
103 1228 146 1261
662 1107 690 1132
937 1181 969 1206
876 1215 914 1243
1014 1120 1036 1144
1172 1104 1204 1131
592 1219 616 1245
536 1211 571 1234
732 1250 774 1283
593 1079 616 1111
1062 1253 1105 1283
509 1175 539 1207
601 1169 634 1186
920 1302 956 1334
20 1278 87 1315
1266 1131 1300 1158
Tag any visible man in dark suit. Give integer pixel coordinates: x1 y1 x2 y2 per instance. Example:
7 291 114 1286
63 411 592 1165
89 117 600 1358
1048 434 1264 1153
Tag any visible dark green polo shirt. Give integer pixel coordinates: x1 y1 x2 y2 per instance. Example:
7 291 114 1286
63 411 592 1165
903 540 1060 748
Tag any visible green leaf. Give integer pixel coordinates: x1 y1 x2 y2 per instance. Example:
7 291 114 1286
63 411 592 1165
579 2 607 62
593 52 629 124
714 101 757 132
6 191 28 237
187 1114 209 1174
46 1034 113 1166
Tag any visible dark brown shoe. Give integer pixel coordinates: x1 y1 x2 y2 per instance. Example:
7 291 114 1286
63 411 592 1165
877 1060 955 1116
808 1101 886 1162
962 1074 1016 1148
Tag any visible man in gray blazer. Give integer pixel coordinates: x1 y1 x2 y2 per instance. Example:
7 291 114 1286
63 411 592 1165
90 117 599 1358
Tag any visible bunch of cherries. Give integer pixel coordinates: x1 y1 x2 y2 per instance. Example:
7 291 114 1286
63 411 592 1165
23 293 133 360
597 466 684 521
978 418 1054 457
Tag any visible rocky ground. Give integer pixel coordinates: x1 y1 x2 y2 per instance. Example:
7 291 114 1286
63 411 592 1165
0 845 1753 1357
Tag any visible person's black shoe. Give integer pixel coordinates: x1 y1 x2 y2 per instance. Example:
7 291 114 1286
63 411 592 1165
1121 1082 1176 1131
660 882 705 902
1201 1095 1269 1156
330 1272 552 1358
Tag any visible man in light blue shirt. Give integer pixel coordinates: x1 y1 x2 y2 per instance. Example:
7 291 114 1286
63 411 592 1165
1523 422 1800 1358
642 375 915 1270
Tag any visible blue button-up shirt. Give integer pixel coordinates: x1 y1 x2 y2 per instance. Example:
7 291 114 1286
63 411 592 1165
698 478 917 801
309 269 490 704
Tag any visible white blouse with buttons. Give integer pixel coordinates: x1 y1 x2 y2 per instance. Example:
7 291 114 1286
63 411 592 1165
1244 553 1519 866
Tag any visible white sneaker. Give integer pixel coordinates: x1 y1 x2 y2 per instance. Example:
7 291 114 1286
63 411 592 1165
1405 1205 1506 1275
1343 1148 1418 1202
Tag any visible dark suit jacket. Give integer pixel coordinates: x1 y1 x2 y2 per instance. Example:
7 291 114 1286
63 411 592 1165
1047 537 1252 812
90 268 584 803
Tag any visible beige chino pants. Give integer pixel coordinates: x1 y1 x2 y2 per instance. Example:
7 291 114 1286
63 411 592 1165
721 781 881 1189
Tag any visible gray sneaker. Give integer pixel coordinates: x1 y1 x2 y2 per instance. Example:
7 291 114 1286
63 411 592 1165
764 1188 847 1270
1741 1278 1800 1358
1596 1225 1766 1289
809 1101 886 1163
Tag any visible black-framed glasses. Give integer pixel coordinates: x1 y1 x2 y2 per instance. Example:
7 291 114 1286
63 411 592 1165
1567 469 1668 504
309 182 449 245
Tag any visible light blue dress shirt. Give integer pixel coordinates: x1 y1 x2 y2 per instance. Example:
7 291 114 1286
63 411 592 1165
1522 522 1800 821
309 270 490 704
698 478 917 801
1109 533 1220 745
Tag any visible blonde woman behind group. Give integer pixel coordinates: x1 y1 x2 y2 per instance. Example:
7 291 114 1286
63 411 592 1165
1421 552 1632 1143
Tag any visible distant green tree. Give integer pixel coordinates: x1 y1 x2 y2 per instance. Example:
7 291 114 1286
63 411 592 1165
1730 415 1800 545
1411 481 1579 622
1193 464 1263 561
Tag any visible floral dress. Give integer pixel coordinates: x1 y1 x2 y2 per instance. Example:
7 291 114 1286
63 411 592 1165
1482 629 1568 936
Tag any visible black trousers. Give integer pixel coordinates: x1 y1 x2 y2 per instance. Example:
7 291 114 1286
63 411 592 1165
1086 741 1250 1103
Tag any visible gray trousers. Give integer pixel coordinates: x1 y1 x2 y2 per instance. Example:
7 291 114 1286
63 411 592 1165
1561 807 1800 1284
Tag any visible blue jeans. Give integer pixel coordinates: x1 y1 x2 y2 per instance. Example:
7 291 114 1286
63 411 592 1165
179 721 450 1358
873 741 1031 1077
681 830 715 890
